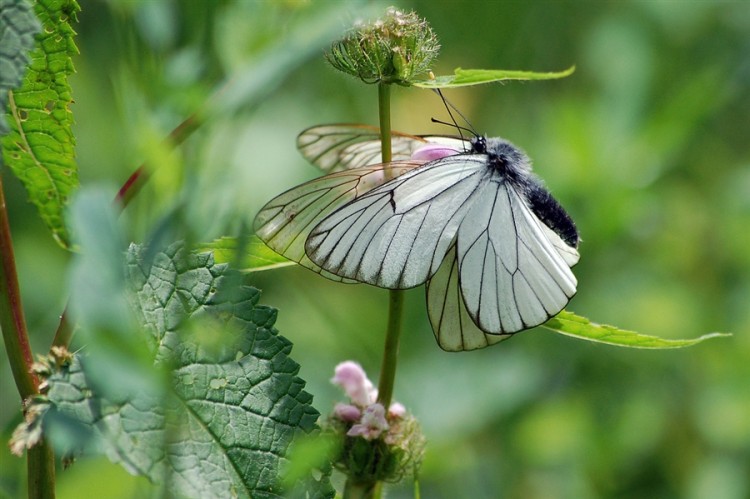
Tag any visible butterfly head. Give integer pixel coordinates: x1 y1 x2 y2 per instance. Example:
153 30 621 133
472 136 532 178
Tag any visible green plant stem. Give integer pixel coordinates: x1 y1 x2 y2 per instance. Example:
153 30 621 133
375 83 404 411
343 480 376 499
0 175 55 498
378 83 393 166
377 288 404 409
0 174 37 399
27 440 55 499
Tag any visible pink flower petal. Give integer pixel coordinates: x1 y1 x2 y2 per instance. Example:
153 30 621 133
331 361 376 406
411 143 461 162
388 402 406 419
333 403 361 422
346 404 389 440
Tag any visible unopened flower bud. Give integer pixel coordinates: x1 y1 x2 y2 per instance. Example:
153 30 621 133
326 7 440 85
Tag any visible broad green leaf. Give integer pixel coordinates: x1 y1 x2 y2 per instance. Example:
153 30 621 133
197 236 295 272
31 228 331 497
412 66 575 88
1 0 79 248
543 310 730 348
0 0 40 134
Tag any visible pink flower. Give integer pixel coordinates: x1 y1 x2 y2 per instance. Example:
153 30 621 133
388 402 406 419
331 361 376 406
333 403 361 422
347 403 389 441
411 143 461 162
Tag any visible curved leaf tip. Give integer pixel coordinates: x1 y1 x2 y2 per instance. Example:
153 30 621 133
543 310 730 349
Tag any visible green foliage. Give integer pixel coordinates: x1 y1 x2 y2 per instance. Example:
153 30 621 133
1 2 747 498
1 0 79 249
412 66 576 88
19 190 332 498
198 236 294 273
544 310 729 348
0 0 40 135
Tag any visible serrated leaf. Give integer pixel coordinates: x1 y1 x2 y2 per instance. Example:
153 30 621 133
39 241 330 498
543 310 730 348
0 0 41 134
412 66 575 88
197 236 295 273
1 0 80 249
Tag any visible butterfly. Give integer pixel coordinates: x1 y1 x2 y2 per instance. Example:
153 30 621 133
254 124 579 351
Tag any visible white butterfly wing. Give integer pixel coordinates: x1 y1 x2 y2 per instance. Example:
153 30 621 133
305 156 488 289
542 224 580 267
253 162 423 281
457 180 578 334
298 124 468 172
426 245 511 351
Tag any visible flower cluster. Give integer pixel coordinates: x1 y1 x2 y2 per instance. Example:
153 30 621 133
331 361 406 441
327 361 425 484
326 7 440 85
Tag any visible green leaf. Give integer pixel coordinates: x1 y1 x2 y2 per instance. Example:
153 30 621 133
1 0 80 249
543 310 730 348
197 236 295 273
412 66 575 88
0 0 41 134
37 237 330 498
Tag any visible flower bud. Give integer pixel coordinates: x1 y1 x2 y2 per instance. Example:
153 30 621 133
326 7 440 85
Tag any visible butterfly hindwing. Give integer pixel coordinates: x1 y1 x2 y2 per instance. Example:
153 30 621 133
298 124 468 173
426 244 511 351
456 179 578 334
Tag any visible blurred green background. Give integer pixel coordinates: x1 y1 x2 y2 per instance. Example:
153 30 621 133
2 0 749 497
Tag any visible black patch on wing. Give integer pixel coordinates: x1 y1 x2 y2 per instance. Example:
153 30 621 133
523 180 579 248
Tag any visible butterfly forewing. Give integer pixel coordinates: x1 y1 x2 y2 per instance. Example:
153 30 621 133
254 162 423 281
457 180 578 334
298 124 468 173
305 156 489 289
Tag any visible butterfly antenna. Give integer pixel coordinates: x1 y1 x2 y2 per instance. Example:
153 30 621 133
433 88 479 139
430 117 474 138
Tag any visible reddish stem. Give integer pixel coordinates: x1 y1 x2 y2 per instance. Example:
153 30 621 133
0 174 38 399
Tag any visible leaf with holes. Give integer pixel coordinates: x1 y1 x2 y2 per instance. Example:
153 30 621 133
1 0 79 248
